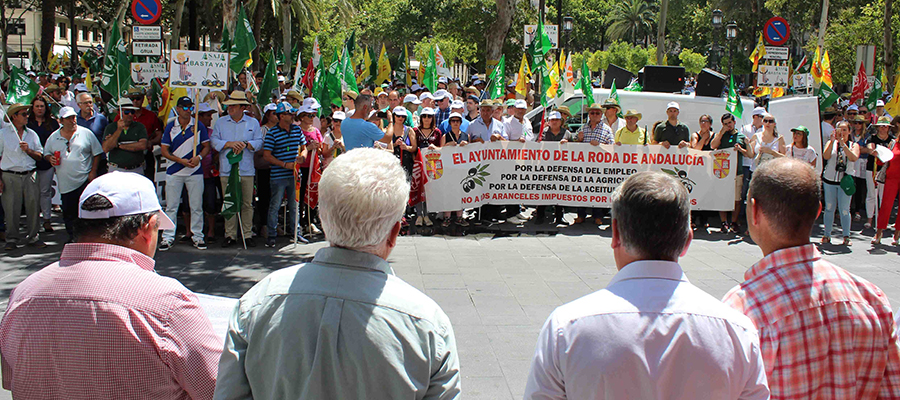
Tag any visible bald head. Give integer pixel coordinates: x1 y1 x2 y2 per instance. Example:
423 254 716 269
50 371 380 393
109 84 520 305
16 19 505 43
748 158 821 239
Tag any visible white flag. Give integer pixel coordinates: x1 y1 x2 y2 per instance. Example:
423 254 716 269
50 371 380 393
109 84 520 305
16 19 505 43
292 51 303 91
312 37 321 67
435 44 451 77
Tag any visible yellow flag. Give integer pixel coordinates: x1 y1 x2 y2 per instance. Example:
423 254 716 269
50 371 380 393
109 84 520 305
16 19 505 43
357 47 372 84
547 59 560 98
515 55 530 96
405 44 413 88
376 44 391 85
811 46 823 84
771 87 784 98
885 74 900 116
159 79 188 122
821 50 833 88
48 54 61 73
84 68 93 91
753 86 771 97
749 33 767 72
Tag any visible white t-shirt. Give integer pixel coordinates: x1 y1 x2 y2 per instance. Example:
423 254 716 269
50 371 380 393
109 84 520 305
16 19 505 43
741 124 763 167
787 145 818 165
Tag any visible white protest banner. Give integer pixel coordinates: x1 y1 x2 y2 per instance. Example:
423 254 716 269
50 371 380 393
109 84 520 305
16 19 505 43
131 62 168 86
169 50 228 90
756 64 790 87
423 142 738 212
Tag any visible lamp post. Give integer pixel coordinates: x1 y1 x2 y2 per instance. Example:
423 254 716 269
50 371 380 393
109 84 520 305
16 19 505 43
711 9 723 72
562 16 573 61
726 21 738 78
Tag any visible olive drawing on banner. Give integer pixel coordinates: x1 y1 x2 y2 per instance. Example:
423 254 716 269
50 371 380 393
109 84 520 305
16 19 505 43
461 164 490 193
661 167 696 193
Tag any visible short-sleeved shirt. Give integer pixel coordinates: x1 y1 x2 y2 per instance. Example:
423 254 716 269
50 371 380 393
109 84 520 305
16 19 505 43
299 127 323 168
161 118 210 177
577 121 614 144
341 118 386 151
26 118 59 171
466 117 507 142
43 126 103 194
503 116 534 141
787 145 818 165
653 120 691 145
541 128 574 143
866 134 895 170
741 124 764 167
103 121 148 168
714 129 747 175
264 124 308 180
615 126 647 145
0 125 42 172
76 111 109 144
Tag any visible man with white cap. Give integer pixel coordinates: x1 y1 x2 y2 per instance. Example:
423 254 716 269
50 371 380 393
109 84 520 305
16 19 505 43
0 171 223 400
419 92 435 114
651 101 690 149
102 98 148 174
503 99 533 142
433 89 452 127
438 76 449 89
212 91 263 248
402 93 421 127
439 99 469 134
376 90 390 112
875 99 892 120
0 103 44 250
43 106 104 242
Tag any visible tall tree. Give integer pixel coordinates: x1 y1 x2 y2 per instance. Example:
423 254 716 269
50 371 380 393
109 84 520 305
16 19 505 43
485 0 518 66
656 0 668 64
885 0 894 92
171 0 187 50
40 0 56 68
605 0 654 45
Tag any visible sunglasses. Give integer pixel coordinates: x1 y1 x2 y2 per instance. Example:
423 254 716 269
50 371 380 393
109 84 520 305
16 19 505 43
763 119 776 123
180 106 194 111
422 115 434 118
16 111 30 117
847 112 858 115
852 121 865 124
450 119 462 123
589 112 602 115
122 109 135 115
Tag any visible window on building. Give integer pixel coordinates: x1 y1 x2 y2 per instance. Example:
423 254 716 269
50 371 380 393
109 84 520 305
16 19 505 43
96 31 102 43
81 27 88 41
9 19 25 35
58 22 66 39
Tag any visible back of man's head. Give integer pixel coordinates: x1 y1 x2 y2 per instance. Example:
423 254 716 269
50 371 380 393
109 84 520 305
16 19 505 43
611 171 691 261
318 148 410 253
748 157 821 239
75 195 156 245
354 94 373 114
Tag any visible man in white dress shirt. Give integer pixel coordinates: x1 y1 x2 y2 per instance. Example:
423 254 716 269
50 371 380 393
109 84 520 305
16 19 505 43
503 99 533 142
524 171 769 400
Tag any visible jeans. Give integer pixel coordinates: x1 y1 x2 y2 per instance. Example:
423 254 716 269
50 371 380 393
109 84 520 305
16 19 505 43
1 171 40 243
61 181 88 240
163 174 204 243
268 178 298 237
37 168 55 222
823 182 852 238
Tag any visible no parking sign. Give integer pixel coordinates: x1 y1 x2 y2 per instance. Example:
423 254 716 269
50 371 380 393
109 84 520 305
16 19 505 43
763 17 790 46
131 0 162 25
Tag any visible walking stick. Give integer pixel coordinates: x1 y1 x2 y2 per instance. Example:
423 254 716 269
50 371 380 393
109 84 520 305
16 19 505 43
236 212 247 249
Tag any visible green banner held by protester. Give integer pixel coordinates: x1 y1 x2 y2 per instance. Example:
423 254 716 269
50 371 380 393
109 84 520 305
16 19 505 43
726 75 743 119
7 66 39 105
100 23 133 103
221 151 244 220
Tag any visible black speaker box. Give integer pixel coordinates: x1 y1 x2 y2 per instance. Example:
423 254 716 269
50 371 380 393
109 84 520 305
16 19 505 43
603 64 633 89
695 68 727 97
642 65 685 93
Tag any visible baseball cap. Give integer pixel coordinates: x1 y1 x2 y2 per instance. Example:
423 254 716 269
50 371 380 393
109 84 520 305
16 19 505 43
438 77 448 84
514 99 527 109
450 100 464 109
296 105 316 115
263 103 278 113
877 100 886 107
419 92 434 101
302 97 321 110
277 75 286 82
410 84 422 92
78 171 175 230
473 79 484 86
332 111 346 121
420 107 436 116
790 126 810 135
433 89 450 100
197 102 215 113
403 94 421 104
505 99 517 107
666 101 680 110
449 112 463 120
275 102 295 114
58 106 77 119
74 83 88 92
548 111 562 120
847 104 859 111
752 106 767 116
176 96 194 107
393 106 408 117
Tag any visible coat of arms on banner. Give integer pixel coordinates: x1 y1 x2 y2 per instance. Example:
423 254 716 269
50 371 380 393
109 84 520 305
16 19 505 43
712 150 731 179
425 152 443 180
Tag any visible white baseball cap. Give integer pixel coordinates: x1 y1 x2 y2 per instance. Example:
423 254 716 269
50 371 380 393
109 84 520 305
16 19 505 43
450 100 465 109
433 89 450 100
514 99 528 109
877 100 886 107
263 103 278 113
403 94 421 105
548 111 562 120
332 111 346 121
296 105 316 115
78 171 175 230
666 101 680 110
197 102 215 113
420 107 436 116
419 92 434 101
392 106 408 117
438 77 448 84
410 84 422 92
302 97 321 110
58 106 77 119
74 83 88 92
449 112 463 120
751 106 767 116
277 75 286 82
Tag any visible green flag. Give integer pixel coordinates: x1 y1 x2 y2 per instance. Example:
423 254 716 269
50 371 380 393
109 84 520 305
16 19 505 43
276 47 285 66
7 66 39 105
726 75 743 119
100 23 132 102
313 56 327 112
258 52 280 104
865 76 883 111
220 24 232 53
531 21 552 67
486 55 506 99
221 151 243 220
574 58 594 107
608 79 623 117
29 45 41 71
423 46 438 92
340 44 358 93
229 5 257 74
344 31 356 59
817 82 840 108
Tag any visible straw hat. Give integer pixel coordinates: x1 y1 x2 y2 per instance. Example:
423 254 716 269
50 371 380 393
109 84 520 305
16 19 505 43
623 109 642 120
285 90 303 102
5 103 31 117
556 106 573 119
222 91 252 106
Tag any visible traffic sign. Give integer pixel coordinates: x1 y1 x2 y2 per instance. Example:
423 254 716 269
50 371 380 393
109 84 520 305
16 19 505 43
763 17 790 46
132 26 161 41
131 0 162 25
132 41 162 56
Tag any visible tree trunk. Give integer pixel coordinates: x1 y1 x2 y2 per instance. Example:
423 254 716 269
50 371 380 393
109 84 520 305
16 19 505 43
885 0 894 92
222 0 237 38
656 0 668 65
251 0 266 74
0 0 8 71
69 0 77 71
484 0 517 69
188 0 198 50
171 0 187 50
282 0 291 74
41 0 57 68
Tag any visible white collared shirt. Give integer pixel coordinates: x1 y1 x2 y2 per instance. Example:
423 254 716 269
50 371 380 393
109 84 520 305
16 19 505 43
503 115 534 141
466 116 507 142
524 260 769 400
0 125 42 172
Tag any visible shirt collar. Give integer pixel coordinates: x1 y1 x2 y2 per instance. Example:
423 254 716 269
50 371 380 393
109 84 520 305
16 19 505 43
224 114 249 124
744 243 819 281
607 260 689 286
312 246 392 275
174 117 195 130
60 242 156 272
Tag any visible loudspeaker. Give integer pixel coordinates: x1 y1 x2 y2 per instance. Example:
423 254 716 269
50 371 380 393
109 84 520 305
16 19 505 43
642 65 685 93
695 68 727 97
603 64 633 89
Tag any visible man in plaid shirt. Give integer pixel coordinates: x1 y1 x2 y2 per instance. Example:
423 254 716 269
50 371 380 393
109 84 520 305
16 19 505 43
575 103 614 224
723 158 900 399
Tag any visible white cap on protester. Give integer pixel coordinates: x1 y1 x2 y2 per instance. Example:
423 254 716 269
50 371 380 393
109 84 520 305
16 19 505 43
514 99 528 109
58 106 77 119
433 89 450 100
263 103 278 113
332 111 346 121
449 112 464 120
392 106 408 117
548 111 562 120
666 101 680 111
752 106 767 116
877 99 886 107
420 107 436 116
302 97 321 110
277 75 286 82
419 92 434 101
450 100 464 109
403 94 422 105
74 83 88 92
78 171 176 230
197 102 215 113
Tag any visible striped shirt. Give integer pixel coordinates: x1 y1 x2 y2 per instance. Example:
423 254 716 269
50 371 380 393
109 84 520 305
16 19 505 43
162 118 209 176
264 123 308 180
722 244 900 399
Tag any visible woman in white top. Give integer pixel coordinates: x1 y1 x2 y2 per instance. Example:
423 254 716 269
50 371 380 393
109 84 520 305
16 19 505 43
745 113 786 168
786 126 818 167
821 121 860 245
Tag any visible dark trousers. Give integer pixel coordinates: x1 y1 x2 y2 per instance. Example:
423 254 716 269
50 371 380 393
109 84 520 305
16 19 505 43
535 205 563 221
61 181 89 240
255 169 271 233
144 151 156 182
851 176 868 217
578 208 607 220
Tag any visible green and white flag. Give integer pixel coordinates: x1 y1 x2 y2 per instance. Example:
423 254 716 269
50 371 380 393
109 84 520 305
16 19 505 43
725 75 743 119
865 76 883 111
229 5 257 74
100 23 132 103
7 66 39 105
608 79 622 117
326 47 343 107
257 51 280 104
340 44 358 93
817 82 840 108
221 151 243 220
220 24 231 53
423 46 438 92
574 58 594 107
485 55 506 99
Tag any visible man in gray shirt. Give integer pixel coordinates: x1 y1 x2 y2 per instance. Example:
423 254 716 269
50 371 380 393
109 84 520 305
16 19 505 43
214 148 460 399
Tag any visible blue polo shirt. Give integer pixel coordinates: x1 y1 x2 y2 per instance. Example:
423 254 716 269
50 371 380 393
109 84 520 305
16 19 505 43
341 118 386 151
76 111 108 143
263 124 308 181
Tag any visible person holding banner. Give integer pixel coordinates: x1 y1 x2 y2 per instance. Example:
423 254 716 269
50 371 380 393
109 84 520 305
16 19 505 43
575 103 614 225
534 111 574 226
613 109 646 145
211 91 262 248
262 103 309 248
651 102 690 149
159 97 211 251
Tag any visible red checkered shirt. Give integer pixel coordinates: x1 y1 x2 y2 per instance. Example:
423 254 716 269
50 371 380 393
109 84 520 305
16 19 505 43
723 244 900 399
0 243 222 399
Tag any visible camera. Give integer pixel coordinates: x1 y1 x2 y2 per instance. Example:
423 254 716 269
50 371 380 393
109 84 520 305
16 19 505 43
376 110 388 119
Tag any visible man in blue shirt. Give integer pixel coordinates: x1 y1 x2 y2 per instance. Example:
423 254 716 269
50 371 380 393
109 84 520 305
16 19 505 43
75 92 109 175
159 97 211 251
262 103 309 248
211 91 263 248
341 94 389 151
438 100 469 134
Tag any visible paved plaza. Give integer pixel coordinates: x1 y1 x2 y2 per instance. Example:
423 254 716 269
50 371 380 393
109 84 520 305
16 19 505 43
1 216 899 399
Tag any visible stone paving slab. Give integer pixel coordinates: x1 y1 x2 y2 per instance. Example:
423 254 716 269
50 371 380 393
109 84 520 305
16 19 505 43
1 215 899 399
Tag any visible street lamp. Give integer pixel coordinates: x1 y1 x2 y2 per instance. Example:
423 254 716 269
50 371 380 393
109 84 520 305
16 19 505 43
711 9 723 71
726 21 737 78
562 16 574 59
712 9 723 29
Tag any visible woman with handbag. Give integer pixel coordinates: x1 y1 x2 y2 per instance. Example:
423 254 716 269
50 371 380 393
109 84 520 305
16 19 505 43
821 121 860 245
873 117 900 245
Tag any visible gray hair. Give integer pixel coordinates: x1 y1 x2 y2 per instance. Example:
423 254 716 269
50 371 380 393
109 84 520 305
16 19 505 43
748 158 821 238
76 92 92 103
611 171 691 261
318 148 410 252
